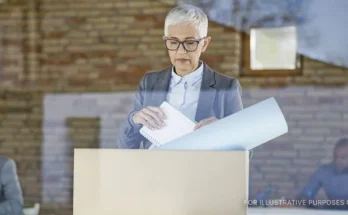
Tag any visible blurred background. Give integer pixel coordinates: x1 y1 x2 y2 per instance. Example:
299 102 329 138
0 0 347 214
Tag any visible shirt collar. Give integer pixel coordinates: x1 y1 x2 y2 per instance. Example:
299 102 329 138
171 61 204 86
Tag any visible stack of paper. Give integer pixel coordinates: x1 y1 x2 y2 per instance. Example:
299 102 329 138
140 102 196 147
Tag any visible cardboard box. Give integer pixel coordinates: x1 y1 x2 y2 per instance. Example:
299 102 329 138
74 149 249 215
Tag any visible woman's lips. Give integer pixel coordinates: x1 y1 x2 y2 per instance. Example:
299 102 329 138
176 59 188 63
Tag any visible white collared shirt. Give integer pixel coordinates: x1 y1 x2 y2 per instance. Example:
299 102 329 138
166 62 204 121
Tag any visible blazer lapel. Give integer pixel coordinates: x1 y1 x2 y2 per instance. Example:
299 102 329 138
195 63 217 122
151 67 171 106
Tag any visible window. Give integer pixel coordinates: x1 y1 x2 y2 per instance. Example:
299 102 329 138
240 32 302 76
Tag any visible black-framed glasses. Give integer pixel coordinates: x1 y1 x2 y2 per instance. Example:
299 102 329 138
164 37 205 52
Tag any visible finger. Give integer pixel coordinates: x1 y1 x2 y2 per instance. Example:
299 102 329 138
137 117 153 129
194 121 205 130
206 118 215 124
147 106 167 119
143 108 164 127
194 124 203 130
143 108 165 127
201 119 215 127
202 117 216 124
206 117 216 122
139 112 160 129
147 106 166 119
194 117 216 130
138 118 155 130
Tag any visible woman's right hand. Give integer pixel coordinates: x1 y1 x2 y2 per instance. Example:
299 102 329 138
132 106 166 130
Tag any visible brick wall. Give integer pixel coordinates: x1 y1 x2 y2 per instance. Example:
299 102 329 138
0 3 24 87
2 0 346 90
37 0 242 91
0 89 42 204
245 87 348 200
0 0 347 214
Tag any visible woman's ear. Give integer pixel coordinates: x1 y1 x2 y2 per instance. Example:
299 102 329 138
202 36 212 52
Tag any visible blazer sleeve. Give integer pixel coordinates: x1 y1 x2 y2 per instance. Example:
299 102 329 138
224 79 243 116
224 79 253 159
117 74 147 149
296 166 324 200
0 159 23 215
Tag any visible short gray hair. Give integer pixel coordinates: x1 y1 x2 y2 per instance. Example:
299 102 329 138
164 4 208 38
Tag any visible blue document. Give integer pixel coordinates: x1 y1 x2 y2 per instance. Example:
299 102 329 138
152 97 288 150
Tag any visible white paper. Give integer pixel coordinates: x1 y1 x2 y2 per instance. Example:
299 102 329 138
140 101 196 146
250 26 297 70
153 97 288 150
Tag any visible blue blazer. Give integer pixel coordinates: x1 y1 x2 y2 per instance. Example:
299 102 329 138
118 62 252 158
0 156 23 215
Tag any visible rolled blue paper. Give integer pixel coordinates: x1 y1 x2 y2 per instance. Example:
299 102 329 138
153 97 288 150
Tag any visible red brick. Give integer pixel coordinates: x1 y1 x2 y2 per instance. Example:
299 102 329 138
68 79 91 87
134 14 154 21
3 39 22 45
123 69 148 83
0 73 18 80
99 71 122 79
2 59 20 66
224 27 237 33
46 32 65 39
66 17 87 25
94 65 114 72
70 52 88 59
87 51 117 58
201 55 224 68
155 21 165 28
44 58 73 65
131 20 155 28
